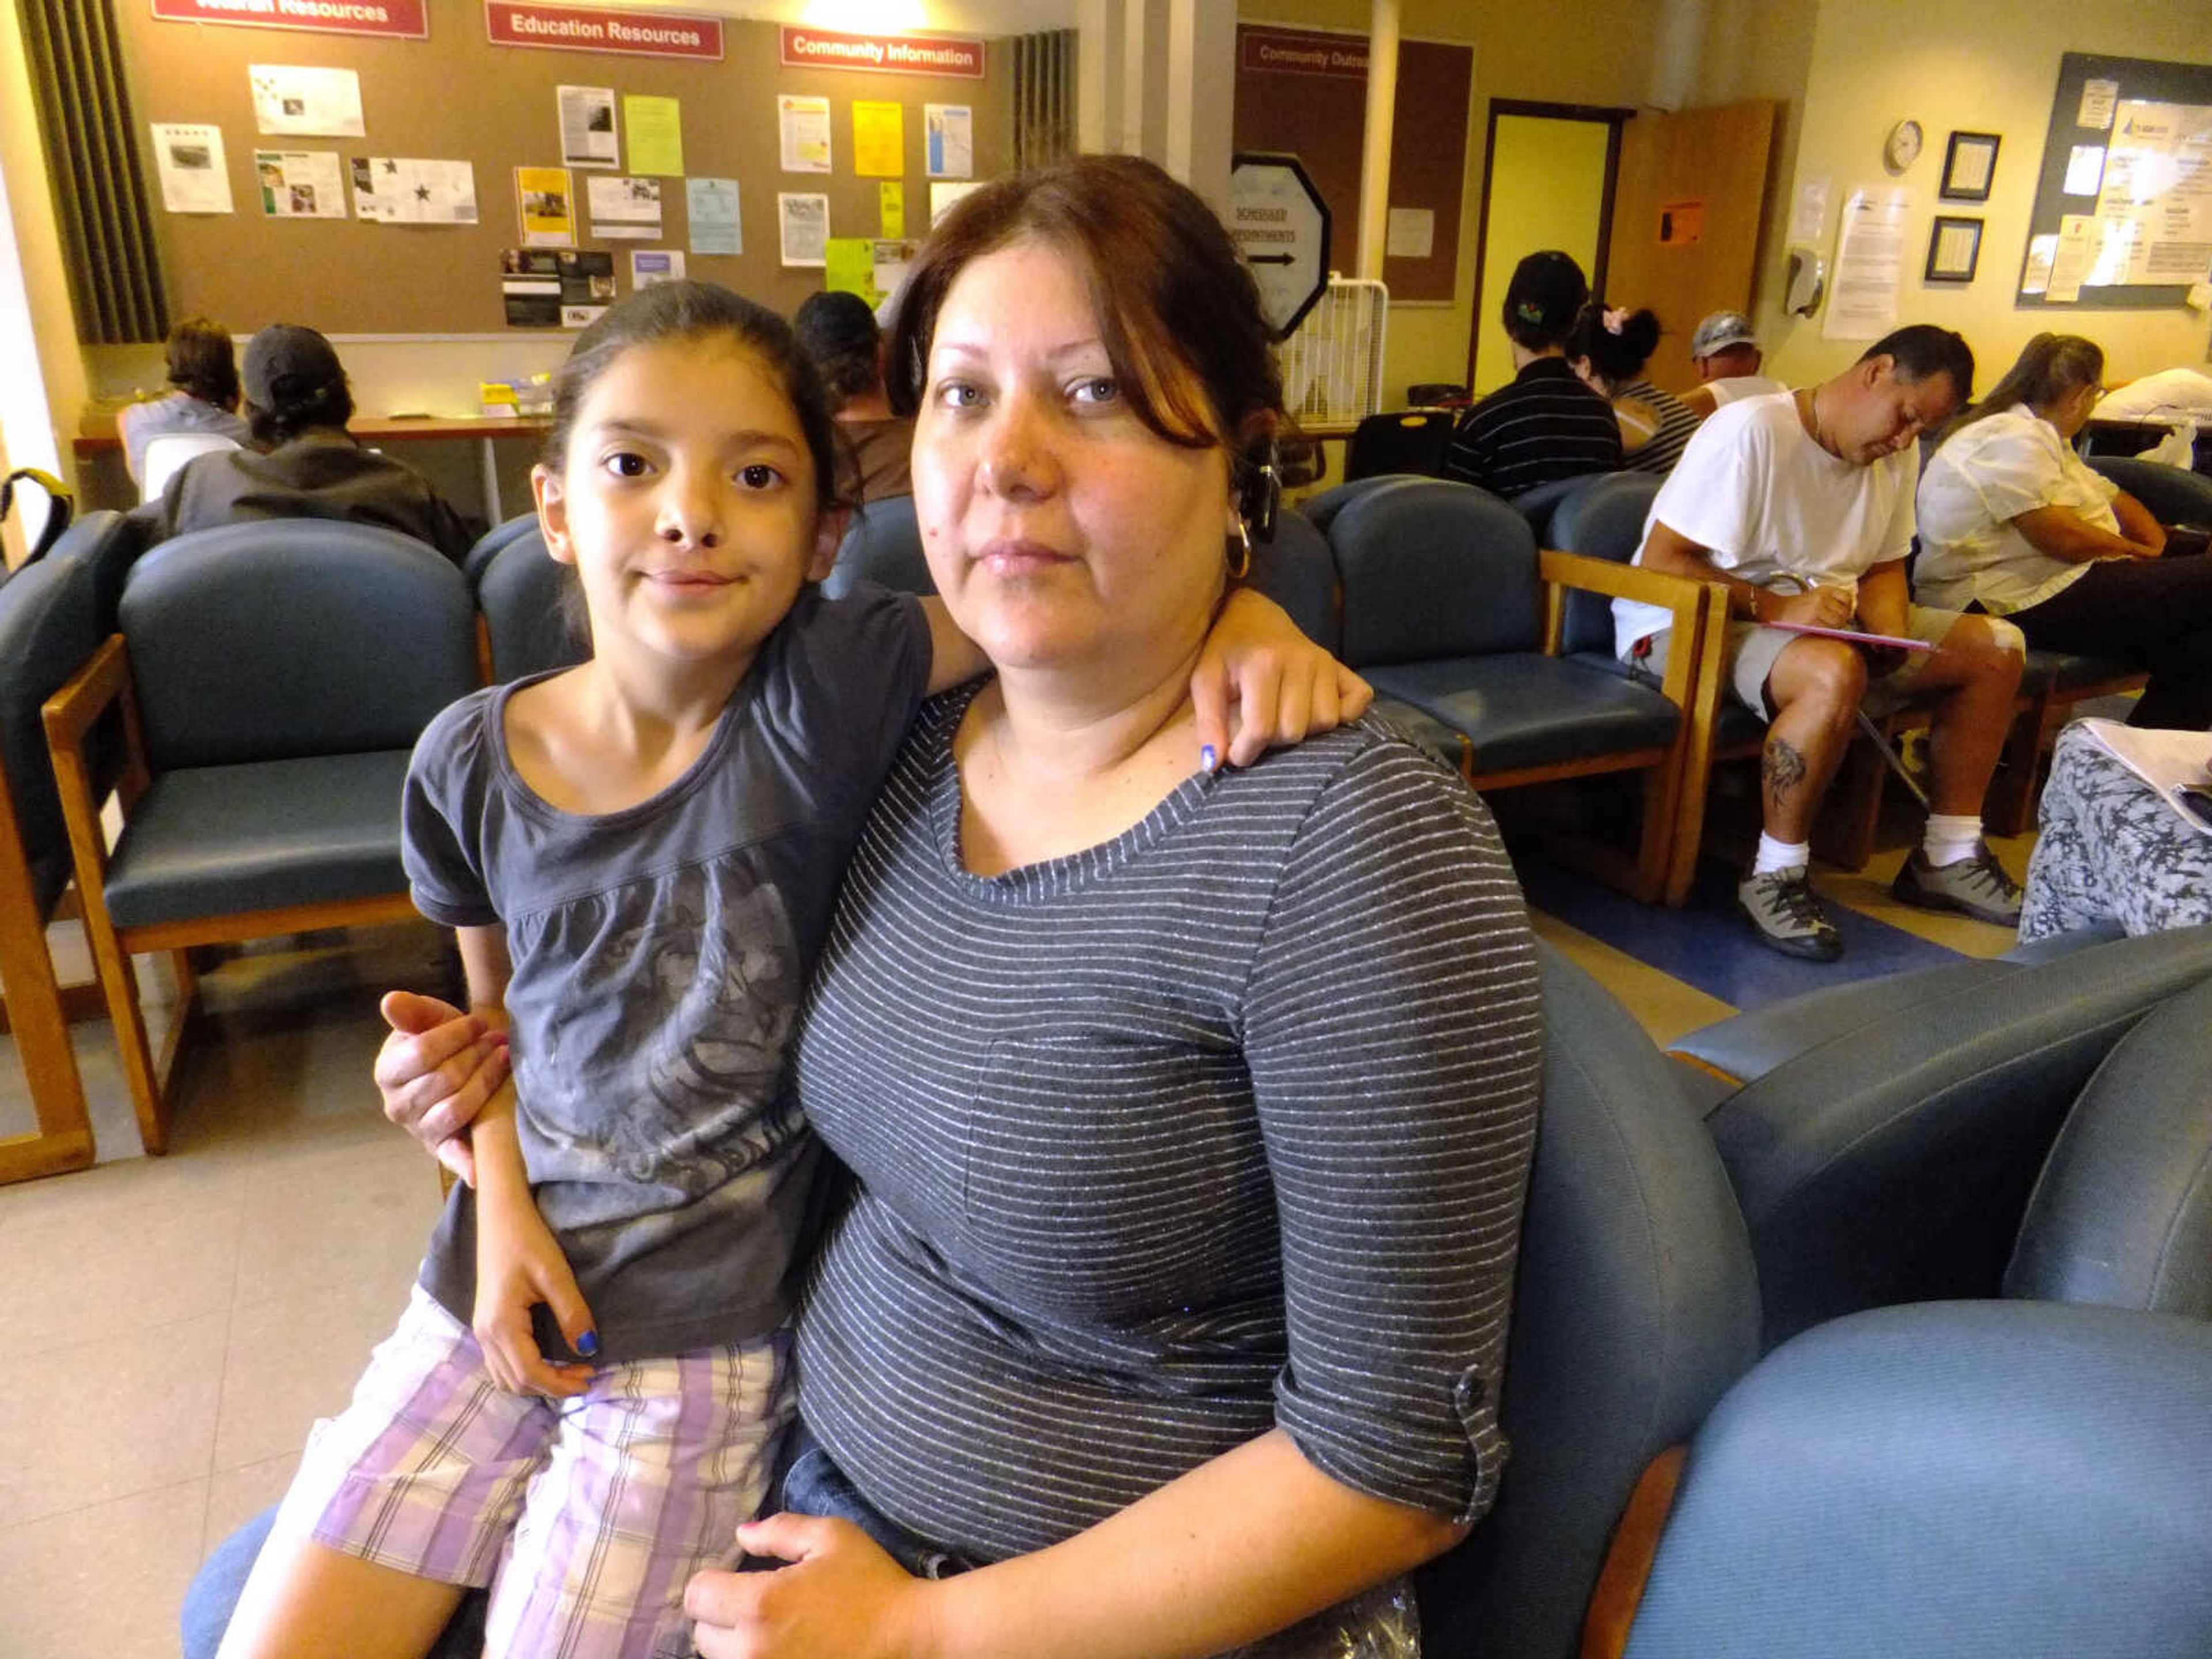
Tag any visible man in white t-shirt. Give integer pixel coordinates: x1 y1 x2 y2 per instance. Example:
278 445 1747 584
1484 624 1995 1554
1613 325 2027 960
1679 310 1788 421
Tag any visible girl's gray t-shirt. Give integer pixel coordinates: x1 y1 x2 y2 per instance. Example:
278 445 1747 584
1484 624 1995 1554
404 584 930 1362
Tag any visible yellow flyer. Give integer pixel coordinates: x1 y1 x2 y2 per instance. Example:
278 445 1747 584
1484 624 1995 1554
879 181 905 238
824 237 877 300
853 101 904 178
514 166 575 248
624 96 684 176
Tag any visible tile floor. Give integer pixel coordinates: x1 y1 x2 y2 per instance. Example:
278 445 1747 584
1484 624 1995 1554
0 820 2032 1658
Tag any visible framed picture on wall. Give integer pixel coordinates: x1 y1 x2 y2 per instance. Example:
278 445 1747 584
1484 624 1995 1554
1926 215 1983 282
1940 131 2001 202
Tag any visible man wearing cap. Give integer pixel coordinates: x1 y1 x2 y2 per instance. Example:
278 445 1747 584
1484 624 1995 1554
138 323 474 562
1679 310 1787 419
1613 324 2028 960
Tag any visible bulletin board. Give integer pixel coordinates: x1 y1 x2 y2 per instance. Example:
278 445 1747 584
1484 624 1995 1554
115 9 1009 336
2017 51 2212 312
1231 26 1472 304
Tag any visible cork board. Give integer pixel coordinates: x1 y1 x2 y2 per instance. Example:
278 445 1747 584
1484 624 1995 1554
1232 25 1472 304
115 10 1007 335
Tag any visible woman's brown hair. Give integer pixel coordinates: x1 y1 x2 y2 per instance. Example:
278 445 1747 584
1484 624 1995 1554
1950 333 2103 437
165 315 240 410
882 154 1284 512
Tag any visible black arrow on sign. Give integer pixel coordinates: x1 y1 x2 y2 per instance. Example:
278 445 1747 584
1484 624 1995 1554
1249 253 1296 265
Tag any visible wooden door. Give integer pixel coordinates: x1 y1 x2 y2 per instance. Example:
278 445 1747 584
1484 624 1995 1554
1603 100 1778 393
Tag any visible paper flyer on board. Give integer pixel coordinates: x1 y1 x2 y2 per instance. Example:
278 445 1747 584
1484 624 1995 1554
249 65 365 137
687 177 741 255
631 249 685 289
559 85 619 169
925 104 972 178
152 124 233 214
516 166 576 247
588 176 663 240
624 96 684 175
351 157 477 224
779 192 829 266
853 101 903 177
255 150 348 218
779 95 831 173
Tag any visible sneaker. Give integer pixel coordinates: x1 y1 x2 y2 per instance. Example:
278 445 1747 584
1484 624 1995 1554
1892 842 2024 926
1737 866 1844 961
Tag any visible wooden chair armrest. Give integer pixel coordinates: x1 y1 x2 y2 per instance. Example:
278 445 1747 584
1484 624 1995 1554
41 635 147 883
1579 1445 1687 1659
41 634 129 755
1540 549 1710 632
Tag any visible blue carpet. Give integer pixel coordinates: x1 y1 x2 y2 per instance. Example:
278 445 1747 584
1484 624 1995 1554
1517 855 1966 1012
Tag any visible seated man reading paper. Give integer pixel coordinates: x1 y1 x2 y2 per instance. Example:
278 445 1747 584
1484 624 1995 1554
1612 325 2027 960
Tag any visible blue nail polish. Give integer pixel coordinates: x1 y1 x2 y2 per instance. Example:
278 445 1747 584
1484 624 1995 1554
1200 744 1218 772
575 1331 599 1357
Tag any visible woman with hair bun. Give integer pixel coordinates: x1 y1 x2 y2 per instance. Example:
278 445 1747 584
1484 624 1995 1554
1441 249 1622 497
1566 303 1703 475
1916 332 2212 729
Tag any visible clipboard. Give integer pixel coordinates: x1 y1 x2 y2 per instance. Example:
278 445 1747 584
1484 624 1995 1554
1764 620 1933 652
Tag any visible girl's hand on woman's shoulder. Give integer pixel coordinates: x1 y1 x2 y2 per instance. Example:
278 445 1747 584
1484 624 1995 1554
686 1516 938 1659
1194 588 1373 770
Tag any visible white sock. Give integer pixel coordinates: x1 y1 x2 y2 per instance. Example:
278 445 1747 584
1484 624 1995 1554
1922 813 1983 867
1753 833 1809 876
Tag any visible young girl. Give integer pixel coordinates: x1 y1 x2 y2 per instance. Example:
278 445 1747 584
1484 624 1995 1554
217 281 1362 1659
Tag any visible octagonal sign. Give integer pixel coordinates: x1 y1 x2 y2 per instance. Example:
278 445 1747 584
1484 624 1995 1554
1230 153 1332 340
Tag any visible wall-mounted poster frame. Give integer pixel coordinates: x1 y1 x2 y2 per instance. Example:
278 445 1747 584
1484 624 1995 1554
2017 51 2212 312
1926 215 1982 282
1939 130 1999 202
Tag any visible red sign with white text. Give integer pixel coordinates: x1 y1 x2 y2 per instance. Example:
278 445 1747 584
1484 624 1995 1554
486 1 723 60
1238 26 1369 79
780 26 985 79
150 0 429 39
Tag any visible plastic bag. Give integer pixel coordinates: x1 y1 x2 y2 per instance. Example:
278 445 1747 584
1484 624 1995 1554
2142 419 2198 469
1219 1576 1421 1659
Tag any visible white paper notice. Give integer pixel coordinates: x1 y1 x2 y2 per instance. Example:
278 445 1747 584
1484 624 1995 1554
2047 215 2099 302
151 123 233 214
559 86 619 170
779 96 831 174
2097 99 2212 286
1821 187 1908 341
351 157 477 224
249 66 364 137
631 249 685 289
779 192 829 266
929 181 984 224
2021 233 2058 296
1790 176 1831 244
1385 207 1434 260
587 176 662 240
923 104 973 179
2063 145 2107 198
2078 79 2120 131
255 150 348 219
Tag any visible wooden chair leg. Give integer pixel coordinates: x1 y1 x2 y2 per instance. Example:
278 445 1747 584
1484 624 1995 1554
0 866 96 1183
81 911 175 1156
1985 696 2050 838
1813 726 1888 872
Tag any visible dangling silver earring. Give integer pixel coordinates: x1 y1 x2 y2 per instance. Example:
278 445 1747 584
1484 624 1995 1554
1228 518 1253 581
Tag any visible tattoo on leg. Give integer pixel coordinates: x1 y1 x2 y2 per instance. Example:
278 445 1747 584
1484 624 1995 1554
1763 736 1808 805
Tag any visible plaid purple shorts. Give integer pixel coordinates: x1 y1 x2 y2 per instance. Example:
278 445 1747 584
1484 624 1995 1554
274 1286 793 1659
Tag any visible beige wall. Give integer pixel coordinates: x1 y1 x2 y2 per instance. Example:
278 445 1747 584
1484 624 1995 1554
1765 0 2212 391
1471 115 1612 393
1238 0 1659 403
0 0 88 489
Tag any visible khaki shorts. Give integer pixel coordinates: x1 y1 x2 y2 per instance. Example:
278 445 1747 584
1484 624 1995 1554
1626 605 1985 720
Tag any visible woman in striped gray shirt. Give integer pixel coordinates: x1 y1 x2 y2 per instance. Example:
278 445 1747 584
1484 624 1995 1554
680 157 1542 1659
369 157 1541 1659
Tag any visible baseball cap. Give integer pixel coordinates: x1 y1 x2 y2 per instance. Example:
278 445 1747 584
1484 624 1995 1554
241 323 344 407
1690 310 1759 358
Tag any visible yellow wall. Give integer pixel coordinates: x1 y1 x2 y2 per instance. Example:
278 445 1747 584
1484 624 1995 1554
1765 0 2212 392
1470 115 1612 393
